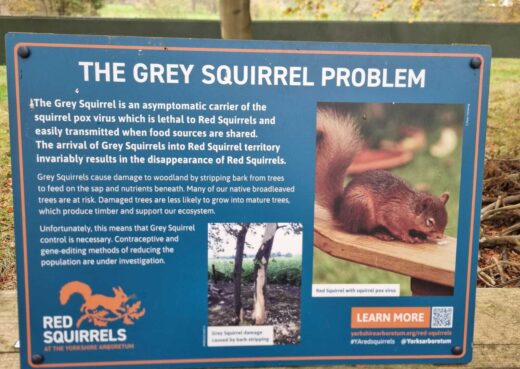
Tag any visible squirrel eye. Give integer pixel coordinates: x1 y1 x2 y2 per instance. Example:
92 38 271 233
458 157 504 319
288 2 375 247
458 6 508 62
426 218 435 227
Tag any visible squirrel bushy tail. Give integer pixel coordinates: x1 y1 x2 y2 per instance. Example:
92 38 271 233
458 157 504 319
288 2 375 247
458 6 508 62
315 108 362 222
60 281 92 305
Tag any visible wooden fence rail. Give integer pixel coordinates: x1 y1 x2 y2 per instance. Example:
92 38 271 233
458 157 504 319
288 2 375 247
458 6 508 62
1 17 519 64
314 220 456 290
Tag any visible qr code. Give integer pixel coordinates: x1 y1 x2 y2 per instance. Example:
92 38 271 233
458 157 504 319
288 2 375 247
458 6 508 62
431 306 454 328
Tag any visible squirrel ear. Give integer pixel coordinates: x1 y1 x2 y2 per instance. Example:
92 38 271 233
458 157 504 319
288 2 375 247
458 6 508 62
113 287 118 294
422 197 433 211
440 192 450 204
416 196 432 214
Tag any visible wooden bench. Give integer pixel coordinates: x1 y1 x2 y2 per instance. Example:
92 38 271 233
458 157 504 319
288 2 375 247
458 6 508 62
1 289 519 368
314 220 456 295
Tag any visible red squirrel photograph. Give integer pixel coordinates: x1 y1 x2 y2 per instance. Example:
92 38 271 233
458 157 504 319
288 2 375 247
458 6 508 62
312 102 463 295
315 108 450 244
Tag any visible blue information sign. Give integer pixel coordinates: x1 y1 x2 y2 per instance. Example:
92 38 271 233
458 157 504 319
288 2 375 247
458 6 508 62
6 33 490 368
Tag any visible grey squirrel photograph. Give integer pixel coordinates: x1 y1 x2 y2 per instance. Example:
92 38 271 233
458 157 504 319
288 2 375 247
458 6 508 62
315 108 450 244
312 102 463 295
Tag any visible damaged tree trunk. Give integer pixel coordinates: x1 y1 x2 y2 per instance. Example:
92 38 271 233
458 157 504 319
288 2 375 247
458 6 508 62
252 223 278 325
233 223 249 324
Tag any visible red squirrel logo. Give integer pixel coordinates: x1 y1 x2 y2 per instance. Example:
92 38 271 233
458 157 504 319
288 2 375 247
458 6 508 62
60 281 145 328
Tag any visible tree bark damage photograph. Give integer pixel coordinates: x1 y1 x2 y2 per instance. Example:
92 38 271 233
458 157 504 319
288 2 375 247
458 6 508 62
208 223 302 344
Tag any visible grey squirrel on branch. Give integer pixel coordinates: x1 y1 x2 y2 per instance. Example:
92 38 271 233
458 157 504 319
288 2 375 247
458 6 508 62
315 108 449 244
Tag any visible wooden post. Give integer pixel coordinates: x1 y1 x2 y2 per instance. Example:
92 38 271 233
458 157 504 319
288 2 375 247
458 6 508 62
218 0 252 39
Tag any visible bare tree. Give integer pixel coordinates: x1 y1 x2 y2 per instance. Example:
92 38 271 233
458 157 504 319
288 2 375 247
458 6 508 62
251 223 302 325
251 223 278 325
229 223 250 323
208 223 251 323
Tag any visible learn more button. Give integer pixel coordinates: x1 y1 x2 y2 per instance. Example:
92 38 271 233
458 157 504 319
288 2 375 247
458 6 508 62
351 307 431 328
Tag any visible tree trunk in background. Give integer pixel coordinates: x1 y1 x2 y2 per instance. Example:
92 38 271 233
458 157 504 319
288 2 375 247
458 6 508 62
218 0 252 39
233 224 249 324
252 223 278 325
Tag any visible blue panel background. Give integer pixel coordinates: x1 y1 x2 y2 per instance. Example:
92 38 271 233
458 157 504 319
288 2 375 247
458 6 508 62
5 33 490 368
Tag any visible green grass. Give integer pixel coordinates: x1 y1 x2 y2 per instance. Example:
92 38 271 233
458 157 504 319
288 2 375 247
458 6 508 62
0 65 15 289
98 1 342 20
99 3 219 19
97 0 514 22
486 59 520 159
209 256 302 285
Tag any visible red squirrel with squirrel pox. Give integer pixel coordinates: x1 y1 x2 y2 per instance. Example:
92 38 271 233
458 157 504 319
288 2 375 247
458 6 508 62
314 108 449 244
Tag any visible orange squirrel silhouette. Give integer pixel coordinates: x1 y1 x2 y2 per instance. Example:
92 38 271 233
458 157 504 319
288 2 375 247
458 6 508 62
60 281 129 317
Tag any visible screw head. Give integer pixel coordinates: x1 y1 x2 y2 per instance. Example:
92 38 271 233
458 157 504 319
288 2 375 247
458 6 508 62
31 354 44 364
451 345 463 355
470 57 481 69
18 46 31 59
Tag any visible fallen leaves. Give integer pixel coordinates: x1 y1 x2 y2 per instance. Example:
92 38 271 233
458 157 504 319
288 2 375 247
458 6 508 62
478 159 520 287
